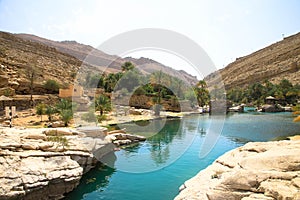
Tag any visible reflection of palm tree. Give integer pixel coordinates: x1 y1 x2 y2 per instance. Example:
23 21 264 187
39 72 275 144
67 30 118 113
199 127 206 136
151 145 170 165
146 119 181 165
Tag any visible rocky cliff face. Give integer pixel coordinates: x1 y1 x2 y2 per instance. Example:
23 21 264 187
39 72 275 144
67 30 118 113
0 31 86 95
175 139 300 200
205 32 300 89
0 127 113 200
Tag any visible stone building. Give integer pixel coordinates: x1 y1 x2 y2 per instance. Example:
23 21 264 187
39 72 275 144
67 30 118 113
59 85 83 98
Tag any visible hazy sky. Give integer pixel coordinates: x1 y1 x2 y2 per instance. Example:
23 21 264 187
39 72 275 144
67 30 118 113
0 0 300 77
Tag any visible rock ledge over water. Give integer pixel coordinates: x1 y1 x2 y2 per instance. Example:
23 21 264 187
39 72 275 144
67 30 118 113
0 127 113 200
175 139 300 200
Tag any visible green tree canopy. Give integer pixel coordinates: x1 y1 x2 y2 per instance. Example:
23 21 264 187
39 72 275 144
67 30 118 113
95 94 111 116
35 103 45 122
55 99 75 126
121 62 135 72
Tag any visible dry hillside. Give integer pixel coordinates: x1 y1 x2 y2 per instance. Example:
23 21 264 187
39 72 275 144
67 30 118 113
0 31 198 97
0 31 87 95
205 32 300 89
17 33 198 85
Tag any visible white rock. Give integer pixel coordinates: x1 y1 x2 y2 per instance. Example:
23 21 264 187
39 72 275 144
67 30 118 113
0 127 114 199
175 140 300 200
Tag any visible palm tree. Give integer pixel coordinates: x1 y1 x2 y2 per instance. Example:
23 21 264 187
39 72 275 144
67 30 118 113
150 71 163 116
56 99 73 112
121 62 135 72
95 94 111 116
60 109 73 127
35 103 45 122
104 73 117 92
45 105 56 122
55 99 74 126
195 80 210 106
27 65 37 107
197 80 207 89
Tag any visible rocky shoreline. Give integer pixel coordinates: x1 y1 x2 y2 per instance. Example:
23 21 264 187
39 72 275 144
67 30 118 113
0 127 115 200
175 139 300 200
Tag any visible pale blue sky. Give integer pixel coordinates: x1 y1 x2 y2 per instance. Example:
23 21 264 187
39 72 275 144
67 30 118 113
0 0 300 76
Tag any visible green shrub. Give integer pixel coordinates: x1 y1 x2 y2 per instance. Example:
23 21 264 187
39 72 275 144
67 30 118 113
47 135 69 150
44 79 60 93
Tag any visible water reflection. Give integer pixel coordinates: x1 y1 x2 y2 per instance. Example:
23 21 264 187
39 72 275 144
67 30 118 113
64 113 300 200
146 119 181 165
64 153 116 200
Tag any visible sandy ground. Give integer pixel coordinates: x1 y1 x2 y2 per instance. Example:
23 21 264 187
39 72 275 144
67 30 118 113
99 111 183 126
289 135 300 141
1 108 198 128
1 109 61 128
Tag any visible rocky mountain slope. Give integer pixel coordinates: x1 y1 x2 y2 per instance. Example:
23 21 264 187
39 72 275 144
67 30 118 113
17 33 198 85
0 31 87 95
17 33 120 73
205 32 300 89
175 139 300 200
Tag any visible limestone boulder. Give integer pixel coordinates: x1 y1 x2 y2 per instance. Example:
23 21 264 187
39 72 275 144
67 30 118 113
113 139 132 146
21 133 47 140
43 128 74 136
175 140 300 200
51 121 65 128
0 126 114 199
105 133 146 146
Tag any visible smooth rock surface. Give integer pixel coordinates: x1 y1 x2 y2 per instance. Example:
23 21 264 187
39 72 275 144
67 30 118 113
175 140 300 200
105 132 146 146
0 127 113 200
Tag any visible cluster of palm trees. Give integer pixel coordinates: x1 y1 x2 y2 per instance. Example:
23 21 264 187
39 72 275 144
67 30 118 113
36 62 213 126
83 62 212 116
89 63 207 98
35 99 74 126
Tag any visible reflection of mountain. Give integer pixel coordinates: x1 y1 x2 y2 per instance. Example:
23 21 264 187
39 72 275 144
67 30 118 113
64 152 116 200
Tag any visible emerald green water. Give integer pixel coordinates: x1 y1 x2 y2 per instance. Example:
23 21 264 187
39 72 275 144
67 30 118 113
65 112 300 200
